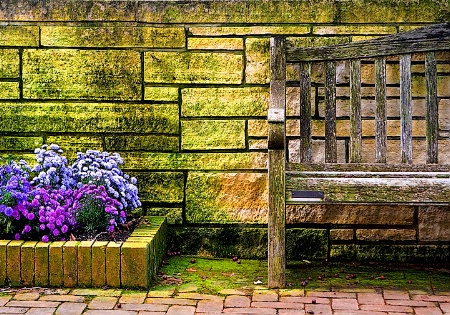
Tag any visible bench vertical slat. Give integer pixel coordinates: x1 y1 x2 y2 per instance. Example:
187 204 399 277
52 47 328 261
350 59 362 162
375 57 387 163
300 62 312 163
425 51 438 164
268 36 286 289
325 61 337 163
400 54 413 164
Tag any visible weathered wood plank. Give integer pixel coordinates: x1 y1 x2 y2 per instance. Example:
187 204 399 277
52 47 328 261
350 59 362 163
287 23 450 62
268 150 285 288
268 36 286 289
299 62 312 163
325 61 337 163
288 171 450 179
425 51 438 164
286 175 450 203
400 54 412 164
286 163 450 172
375 57 387 163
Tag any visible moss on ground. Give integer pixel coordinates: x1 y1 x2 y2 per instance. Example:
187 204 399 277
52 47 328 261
155 256 450 295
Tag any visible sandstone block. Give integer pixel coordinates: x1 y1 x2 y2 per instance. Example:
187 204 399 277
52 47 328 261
91 241 108 288
248 120 268 137
0 241 7 286
7 240 23 286
188 37 243 50
330 229 354 241
132 172 184 203
356 229 416 241
186 172 268 223
122 152 267 171
287 205 415 225
182 120 245 150
245 38 269 84
182 87 268 117
313 25 396 35
0 136 42 151
248 139 268 150
418 206 450 241
0 82 19 99
121 242 149 288
63 241 78 287
78 241 93 288
147 208 183 225
0 103 178 134
288 139 346 163
189 25 310 36
23 49 141 100
105 135 179 152
105 242 121 288
145 87 179 101
20 242 37 286
0 49 19 78
144 51 243 84
49 241 65 287
0 26 39 46
34 242 49 287
41 26 185 48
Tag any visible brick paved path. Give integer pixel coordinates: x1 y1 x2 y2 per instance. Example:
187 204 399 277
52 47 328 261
0 286 449 314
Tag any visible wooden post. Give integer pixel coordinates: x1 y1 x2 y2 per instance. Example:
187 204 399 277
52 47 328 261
268 36 286 289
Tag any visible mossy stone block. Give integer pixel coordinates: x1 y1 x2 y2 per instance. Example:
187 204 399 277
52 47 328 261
63 241 79 287
188 38 243 50
339 0 450 23
23 49 141 100
91 241 108 288
105 135 179 152
0 26 39 46
0 49 19 78
0 103 178 133
146 207 182 224
123 152 267 171
132 172 184 203
7 240 23 286
20 241 37 286
49 241 65 287
106 242 121 288
34 242 49 287
182 120 245 150
144 51 243 84
121 242 149 288
0 0 136 21
0 136 42 151
41 26 185 48
78 241 93 288
182 87 269 117
0 82 19 99
245 38 270 84
185 172 268 223
189 25 310 36
286 229 328 260
145 87 179 102
0 240 9 286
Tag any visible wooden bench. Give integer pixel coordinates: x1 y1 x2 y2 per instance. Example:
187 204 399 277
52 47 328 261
267 23 450 288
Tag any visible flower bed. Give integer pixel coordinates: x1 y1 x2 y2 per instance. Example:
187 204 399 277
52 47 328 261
0 216 167 289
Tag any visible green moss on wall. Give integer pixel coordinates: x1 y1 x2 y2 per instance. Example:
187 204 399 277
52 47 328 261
131 172 184 203
0 26 39 46
0 49 19 78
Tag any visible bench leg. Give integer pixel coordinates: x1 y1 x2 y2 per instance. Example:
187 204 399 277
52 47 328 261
268 149 286 288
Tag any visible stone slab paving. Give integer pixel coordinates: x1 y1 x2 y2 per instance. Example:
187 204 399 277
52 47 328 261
0 287 448 314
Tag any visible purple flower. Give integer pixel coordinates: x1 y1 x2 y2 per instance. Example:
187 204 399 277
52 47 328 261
14 233 20 240
41 235 49 243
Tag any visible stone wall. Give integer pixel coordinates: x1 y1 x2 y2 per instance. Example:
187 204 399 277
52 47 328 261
1 0 450 262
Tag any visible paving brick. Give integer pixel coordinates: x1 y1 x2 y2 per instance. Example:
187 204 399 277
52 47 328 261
386 299 435 307
357 293 385 305
145 298 196 306
223 307 276 314
177 293 223 301
0 306 29 313
196 300 223 313
6 301 60 308
224 296 251 308
166 305 195 315
280 296 330 304
71 289 122 297
252 291 278 302
278 310 306 315
13 292 40 301
83 311 137 315
332 298 359 310
26 307 56 315
251 301 304 309
147 288 175 298
333 311 386 315
0 296 11 306
88 296 118 310
219 289 247 296
304 303 332 315
307 291 356 299
413 295 450 302
414 306 444 315
119 303 168 312
119 293 147 304
138 312 166 315
440 302 450 313
279 289 305 297
383 290 410 300
55 302 87 315
40 295 85 303
360 304 413 312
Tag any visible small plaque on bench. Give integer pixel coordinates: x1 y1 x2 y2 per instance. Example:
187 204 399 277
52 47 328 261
291 190 324 202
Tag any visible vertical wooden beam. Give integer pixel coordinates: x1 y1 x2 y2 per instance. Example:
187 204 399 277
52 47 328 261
425 51 438 164
400 54 413 164
350 59 362 162
325 61 337 163
375 57 387 163
268 36 286 289
300 62 312 162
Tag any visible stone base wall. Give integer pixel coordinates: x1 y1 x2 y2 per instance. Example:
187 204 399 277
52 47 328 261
1 0 450 262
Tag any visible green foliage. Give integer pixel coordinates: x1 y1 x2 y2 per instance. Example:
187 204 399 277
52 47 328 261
75 195 111 233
